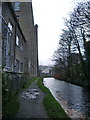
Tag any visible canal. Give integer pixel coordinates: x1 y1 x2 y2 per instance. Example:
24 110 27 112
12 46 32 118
43 77 90 119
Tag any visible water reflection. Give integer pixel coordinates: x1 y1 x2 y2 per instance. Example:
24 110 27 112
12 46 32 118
43 77 90 116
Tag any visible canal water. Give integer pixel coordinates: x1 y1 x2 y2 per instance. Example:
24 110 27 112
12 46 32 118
43 77 90 119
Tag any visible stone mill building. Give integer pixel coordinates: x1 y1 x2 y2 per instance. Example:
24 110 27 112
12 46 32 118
2 2 38 78
0 2 39 91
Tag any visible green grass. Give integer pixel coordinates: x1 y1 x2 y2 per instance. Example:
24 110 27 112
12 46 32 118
17 76 38 93
23 77 38 88
37 77 71 119
2 96 19 118
37 76 49 93
3 77 38 118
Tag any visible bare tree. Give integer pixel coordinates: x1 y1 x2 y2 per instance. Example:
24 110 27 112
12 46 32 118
53 1 90 85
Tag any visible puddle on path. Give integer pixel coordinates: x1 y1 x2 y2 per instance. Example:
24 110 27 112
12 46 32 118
21 89 39 100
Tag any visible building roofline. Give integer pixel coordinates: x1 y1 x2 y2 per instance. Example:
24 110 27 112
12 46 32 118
7 2 26 42
30 2 35 26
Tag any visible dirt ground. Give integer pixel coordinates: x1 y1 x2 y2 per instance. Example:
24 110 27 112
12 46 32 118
15 79 48 118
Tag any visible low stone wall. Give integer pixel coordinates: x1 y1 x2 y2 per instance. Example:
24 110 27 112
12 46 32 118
2 72 28 91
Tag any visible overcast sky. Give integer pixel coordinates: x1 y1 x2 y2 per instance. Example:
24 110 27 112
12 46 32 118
32 0 88 66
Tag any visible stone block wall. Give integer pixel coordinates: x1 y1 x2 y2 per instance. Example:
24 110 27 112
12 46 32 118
2 72 27 91
15 2 38 77
2 3 27 73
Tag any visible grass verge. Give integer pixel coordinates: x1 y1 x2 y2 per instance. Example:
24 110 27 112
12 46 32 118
3 96 19 118
3 77 38 118
37 77 71 119
17 76 38 93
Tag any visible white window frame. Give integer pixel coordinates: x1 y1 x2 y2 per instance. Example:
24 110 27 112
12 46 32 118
16 35 20 46
8 22 13 32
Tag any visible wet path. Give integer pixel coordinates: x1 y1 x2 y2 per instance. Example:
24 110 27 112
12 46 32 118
43 77 90 120
15 79 48 118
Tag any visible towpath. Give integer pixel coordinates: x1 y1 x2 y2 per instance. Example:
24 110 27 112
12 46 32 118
15 79 48 118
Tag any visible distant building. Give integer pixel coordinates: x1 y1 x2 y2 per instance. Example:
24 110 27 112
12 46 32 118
2 2 38 77
39 65 52 76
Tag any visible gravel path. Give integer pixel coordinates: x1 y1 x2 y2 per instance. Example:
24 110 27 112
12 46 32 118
15 79 48 118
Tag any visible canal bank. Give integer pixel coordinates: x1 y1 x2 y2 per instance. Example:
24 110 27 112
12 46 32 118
43 77 90 120
37 77 71 119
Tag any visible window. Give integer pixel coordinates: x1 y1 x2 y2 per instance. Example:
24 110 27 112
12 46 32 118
16 36 20 46
21 63 23 72
20 43 23 51
8 22 13 36
5 22 13 70
14 2 20 12
16 59 19 72
14 59 23 73
8 22 13 32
